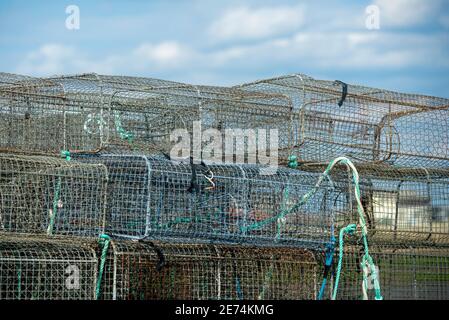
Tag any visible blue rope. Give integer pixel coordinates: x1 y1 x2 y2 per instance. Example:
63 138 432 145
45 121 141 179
332 224 357 300
236 277 243 300
317 232 336 300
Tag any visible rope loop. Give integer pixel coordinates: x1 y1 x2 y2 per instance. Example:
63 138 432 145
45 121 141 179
331 224 356 300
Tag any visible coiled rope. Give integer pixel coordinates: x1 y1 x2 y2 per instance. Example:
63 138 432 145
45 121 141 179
332 224 356 300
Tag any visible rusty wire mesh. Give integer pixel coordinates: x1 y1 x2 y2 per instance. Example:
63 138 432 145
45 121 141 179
0 153 108 237
98 240 318 300
237 74 449 168
0 72 37 86
74 154 336 248
0 232 98 300
0 73 293 161
327 243 449 300
0 72 448 301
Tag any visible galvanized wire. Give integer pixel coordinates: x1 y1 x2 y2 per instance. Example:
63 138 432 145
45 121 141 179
237 74 449 168
329 243 449 300
0 73 294 161
74 153 336 248
0 153 108 237
98 240 318 300
301 162 449 244
0 232 98 300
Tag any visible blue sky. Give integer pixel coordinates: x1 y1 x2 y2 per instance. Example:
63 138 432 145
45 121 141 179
0 0 448 97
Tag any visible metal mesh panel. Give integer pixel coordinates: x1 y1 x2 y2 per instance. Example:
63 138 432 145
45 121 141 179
0 72 37 86
334 244 449 300
301 163 449 244
99 240 317 300
0 233 97 300
74 154 335 248
237 74 449 168
0 153 108 237
0 73 294 161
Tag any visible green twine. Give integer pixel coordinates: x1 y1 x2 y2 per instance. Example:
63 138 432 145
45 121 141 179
114 111 134 142
61 150 71 161
241 156 383 300
96 234 111 300
287 155 298 169
332 224 356 300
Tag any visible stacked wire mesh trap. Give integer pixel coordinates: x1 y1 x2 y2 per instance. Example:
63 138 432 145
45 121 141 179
236 74 449 168
0 232 98 300
99 241 318 300
237 74 449 300
73 153 335 247
0 71 448 300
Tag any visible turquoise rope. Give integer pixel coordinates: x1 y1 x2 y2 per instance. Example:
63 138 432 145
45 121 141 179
61 150 71 161
96 234 111 300
235 277 243 300
114 111 134 142
288 154 298 169
332 224 356 300
241 156 382 300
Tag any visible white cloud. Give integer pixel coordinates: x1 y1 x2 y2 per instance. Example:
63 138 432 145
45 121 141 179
17 44 76 75
133 42 190 65
14 32 449 82
374 0 443 27
16 41 194 76
16 43 120 75
209 4 304 41
205 31 449 70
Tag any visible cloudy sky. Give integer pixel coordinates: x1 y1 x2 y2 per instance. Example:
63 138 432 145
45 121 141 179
0 0 448 97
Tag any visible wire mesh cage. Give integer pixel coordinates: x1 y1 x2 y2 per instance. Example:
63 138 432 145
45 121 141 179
237 74 449 168
74 154 336 248
98 240 318 300
0 153 108 237
300 162 449 244
331 243 449 300
0 73 294 162
0 72 37 86
0 76 107 154
0 233 98 300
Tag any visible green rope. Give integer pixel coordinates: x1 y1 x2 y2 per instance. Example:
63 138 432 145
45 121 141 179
61 150 71 161
114 111 134 142
241 156 383 300
96 234 111 300
332 224 356 300
288 154 298 169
